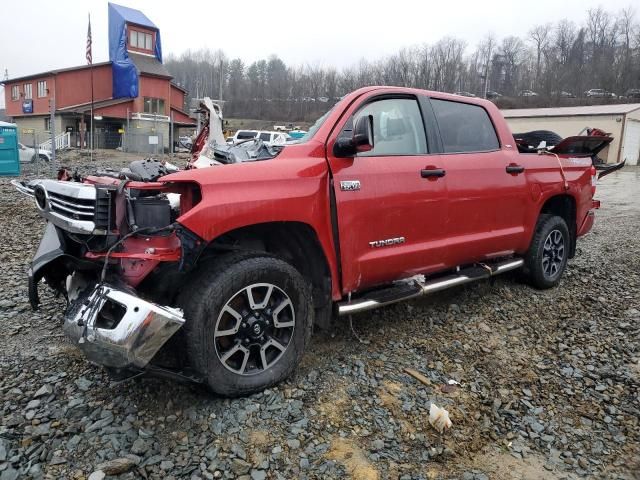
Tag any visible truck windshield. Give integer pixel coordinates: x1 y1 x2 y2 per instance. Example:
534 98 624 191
298 105 336 142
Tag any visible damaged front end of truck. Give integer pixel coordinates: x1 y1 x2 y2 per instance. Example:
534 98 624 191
12 166 206 379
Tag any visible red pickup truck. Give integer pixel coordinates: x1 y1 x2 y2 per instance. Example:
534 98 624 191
15 86 619 396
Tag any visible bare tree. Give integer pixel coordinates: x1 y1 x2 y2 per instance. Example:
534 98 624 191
477 34 496 96
529 24 552 90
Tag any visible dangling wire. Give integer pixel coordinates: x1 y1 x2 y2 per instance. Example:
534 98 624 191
99 224 175 283
540 150 569 191
349 315 370 344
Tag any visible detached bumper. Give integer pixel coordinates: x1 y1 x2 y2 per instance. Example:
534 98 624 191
63 285 184 369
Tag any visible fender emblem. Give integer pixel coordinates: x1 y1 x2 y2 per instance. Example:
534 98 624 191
340 180 361 191
369 237 405 248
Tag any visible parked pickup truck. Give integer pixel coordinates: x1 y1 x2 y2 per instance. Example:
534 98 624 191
13 86 623 396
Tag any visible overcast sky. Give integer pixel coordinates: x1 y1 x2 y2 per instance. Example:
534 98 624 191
0 0 634 108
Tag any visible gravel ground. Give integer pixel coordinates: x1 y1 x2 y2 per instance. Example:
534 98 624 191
1 152 639 480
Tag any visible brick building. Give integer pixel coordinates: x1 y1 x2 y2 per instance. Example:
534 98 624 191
1 3 194 151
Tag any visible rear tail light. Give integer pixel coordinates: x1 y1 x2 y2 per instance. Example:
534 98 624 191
590 165 597 197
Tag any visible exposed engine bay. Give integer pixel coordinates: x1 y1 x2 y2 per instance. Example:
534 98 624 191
12 168 204 307
11 170 206 378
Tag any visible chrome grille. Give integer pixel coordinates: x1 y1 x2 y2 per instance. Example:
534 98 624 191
47 191 95 221
12 179 103 234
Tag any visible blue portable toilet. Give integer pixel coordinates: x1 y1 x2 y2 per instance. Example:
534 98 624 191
0 121 20 176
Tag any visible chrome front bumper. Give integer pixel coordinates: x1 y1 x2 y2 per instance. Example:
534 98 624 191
63 285 185 369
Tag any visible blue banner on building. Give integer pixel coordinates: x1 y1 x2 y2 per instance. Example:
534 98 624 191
22 99 33 114
108 3 163 99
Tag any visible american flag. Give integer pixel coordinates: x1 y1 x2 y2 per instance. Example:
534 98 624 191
86 14 92 65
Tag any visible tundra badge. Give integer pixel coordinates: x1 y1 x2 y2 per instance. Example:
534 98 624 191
340 180 361 191
369 237 405 248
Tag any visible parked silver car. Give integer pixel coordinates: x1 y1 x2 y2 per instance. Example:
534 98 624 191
585 89 616 98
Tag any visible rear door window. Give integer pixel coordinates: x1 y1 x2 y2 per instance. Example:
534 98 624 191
259 132 271 141
431 99 499 153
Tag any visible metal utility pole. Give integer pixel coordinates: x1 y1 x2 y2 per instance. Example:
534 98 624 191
34 132 39 176
169 111 174 156
49 96 56 169
154 112 158 157
126 108 130 153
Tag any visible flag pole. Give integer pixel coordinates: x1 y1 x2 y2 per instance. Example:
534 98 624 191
90 62 94 161
87 12 94 161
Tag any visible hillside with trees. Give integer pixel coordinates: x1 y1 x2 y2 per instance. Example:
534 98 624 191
165 7 640 121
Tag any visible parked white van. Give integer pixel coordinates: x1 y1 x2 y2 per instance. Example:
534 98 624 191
256 131 290 146
231 130 290 146
231 130 259 144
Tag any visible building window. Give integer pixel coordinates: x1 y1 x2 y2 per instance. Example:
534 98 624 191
23 83 32 100
44 117 51 132
37 80 47 98
129 29 153 52
143 97 165 115
11 85 19 100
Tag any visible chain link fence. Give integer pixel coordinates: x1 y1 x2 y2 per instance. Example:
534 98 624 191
82 132 169 155
123 133 166 155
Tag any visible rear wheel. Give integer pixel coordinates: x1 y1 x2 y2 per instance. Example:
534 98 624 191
179 253 313 396
524 214 570 289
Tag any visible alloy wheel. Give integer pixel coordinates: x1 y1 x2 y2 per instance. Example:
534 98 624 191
213 283 295 376
542 229 565 279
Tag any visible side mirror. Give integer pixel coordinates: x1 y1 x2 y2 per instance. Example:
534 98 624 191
333 115 374 157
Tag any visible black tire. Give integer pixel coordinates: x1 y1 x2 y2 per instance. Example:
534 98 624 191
179 252 313 396
524 214 570 289
39 154 49 162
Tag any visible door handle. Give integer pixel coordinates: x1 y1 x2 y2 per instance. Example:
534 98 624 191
421 168 446 178
506 164 525 174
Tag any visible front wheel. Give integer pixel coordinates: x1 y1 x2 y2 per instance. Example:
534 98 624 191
524 214 570 289
179 253 313 396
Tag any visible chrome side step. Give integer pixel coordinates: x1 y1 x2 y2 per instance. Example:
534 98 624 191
337 258 524 316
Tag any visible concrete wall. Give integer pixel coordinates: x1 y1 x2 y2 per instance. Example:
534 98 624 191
504 114 625 163
14 115 66 145
621 108 640 165
128 118 170 152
